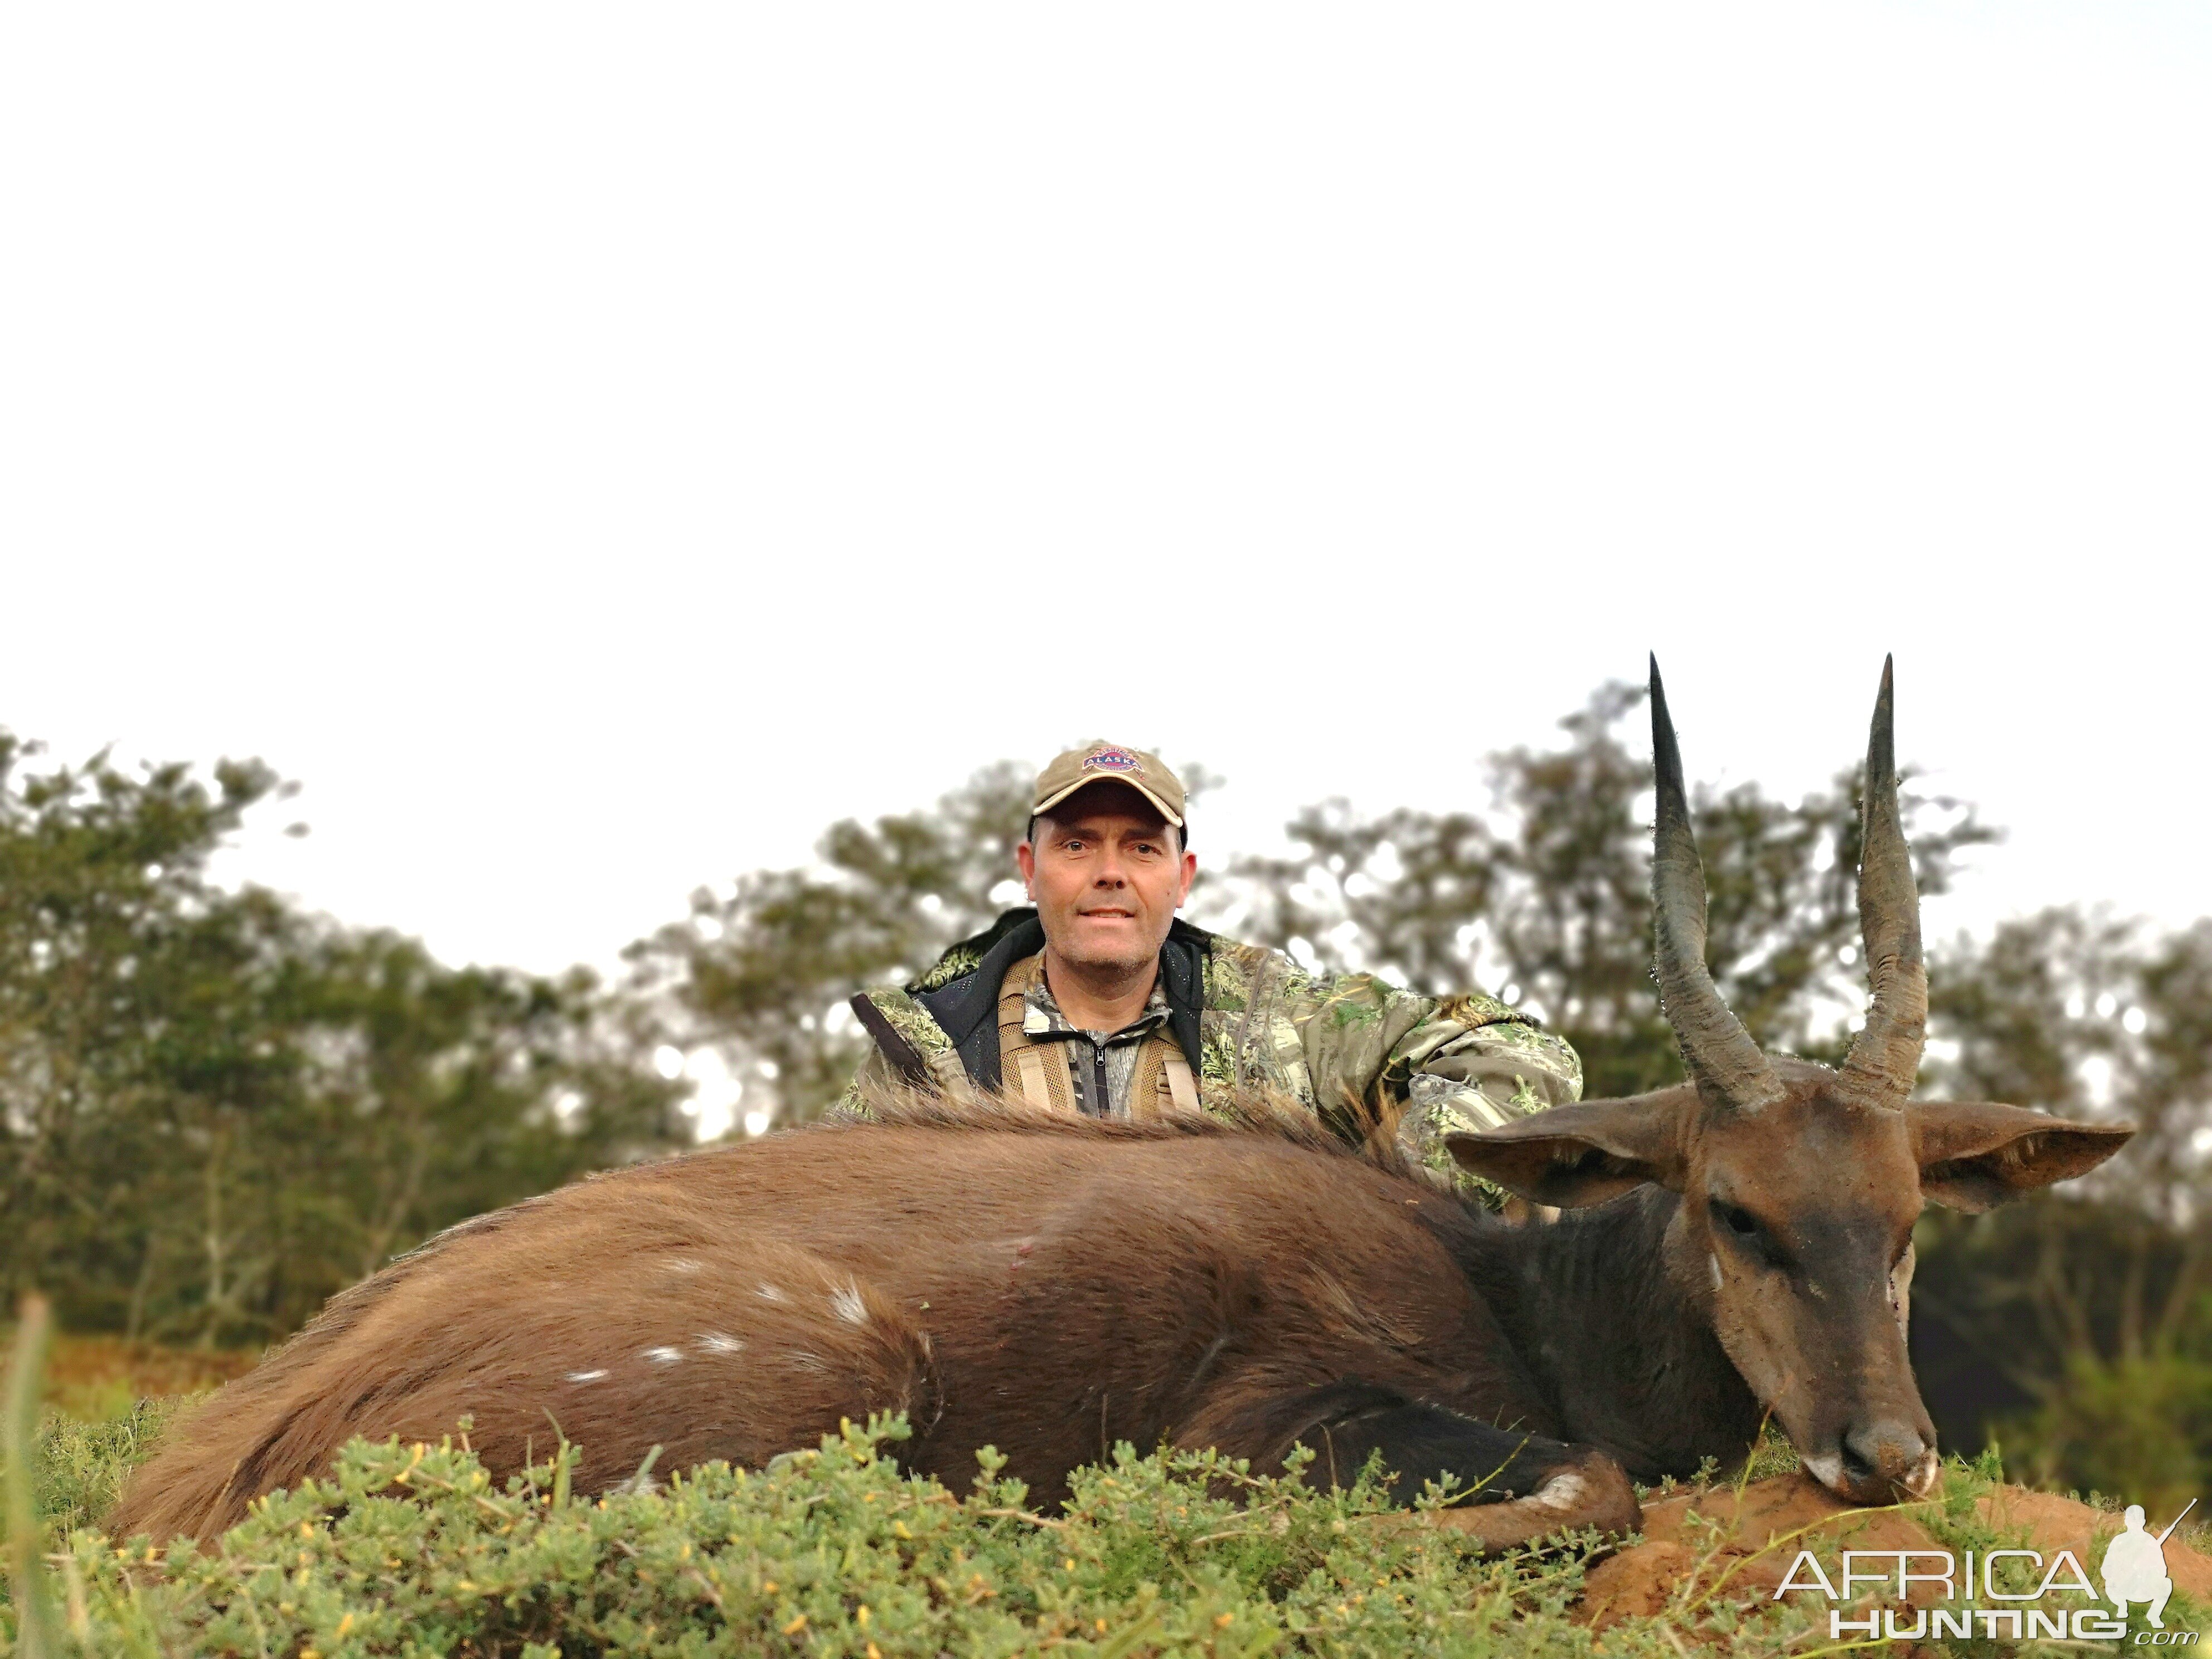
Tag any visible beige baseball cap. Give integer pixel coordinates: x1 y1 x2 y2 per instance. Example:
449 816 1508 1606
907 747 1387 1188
1031 742 1186 829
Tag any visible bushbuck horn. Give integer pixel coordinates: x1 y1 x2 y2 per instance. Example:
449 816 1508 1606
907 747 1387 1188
1648 656 1786 1113
1836 656 1927 1107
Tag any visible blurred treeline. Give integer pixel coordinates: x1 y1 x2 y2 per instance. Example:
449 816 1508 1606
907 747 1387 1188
0 735 692 1346
8 686 2212 1507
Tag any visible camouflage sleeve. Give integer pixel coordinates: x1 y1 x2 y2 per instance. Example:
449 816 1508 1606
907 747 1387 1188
1388 993 1584 1206
831 986 971 1122
1291 969 1439 1129
1201 940 1583 1207
828 1046 904 1123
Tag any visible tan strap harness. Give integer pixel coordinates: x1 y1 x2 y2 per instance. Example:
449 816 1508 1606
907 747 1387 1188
995 948 1200 1118
1013 1042 1055 1110
1163 1047 1200 1113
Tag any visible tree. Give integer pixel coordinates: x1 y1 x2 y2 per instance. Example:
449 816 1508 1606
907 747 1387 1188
1909 911 2212 1498
1211 682 1999 1098
0 730 691 1342
0 733 283 1326
632 763 1123 1126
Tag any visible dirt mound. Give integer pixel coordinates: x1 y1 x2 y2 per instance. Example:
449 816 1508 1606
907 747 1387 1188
1579 1469 2212 1632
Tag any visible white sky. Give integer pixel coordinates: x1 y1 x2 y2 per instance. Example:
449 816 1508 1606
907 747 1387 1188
4 1 2209 985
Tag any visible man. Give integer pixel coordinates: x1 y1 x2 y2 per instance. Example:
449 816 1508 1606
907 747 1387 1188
838 742 1583 1198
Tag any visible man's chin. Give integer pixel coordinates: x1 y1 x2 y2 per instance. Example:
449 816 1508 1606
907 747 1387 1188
1053 921 1161 973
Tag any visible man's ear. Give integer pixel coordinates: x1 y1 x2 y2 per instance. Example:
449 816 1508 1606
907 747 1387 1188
1911 1100 2135 1213
1447 1093 1689 1209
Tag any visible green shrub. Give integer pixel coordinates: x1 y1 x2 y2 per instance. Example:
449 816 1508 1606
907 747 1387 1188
19 1406 2148 1656
26 1398 185 1543
2 1411 1724 1658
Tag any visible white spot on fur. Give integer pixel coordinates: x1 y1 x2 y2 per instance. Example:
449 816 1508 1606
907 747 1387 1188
1534 1472 1586 1512
757 1282 787 1303
1802 1451 1845 1492
642 1345 682 1366
664 1258 703 1274
696 1331 744 1355
1708 1253 1721 1291
831 1282 869 1325
566 1369 608 1383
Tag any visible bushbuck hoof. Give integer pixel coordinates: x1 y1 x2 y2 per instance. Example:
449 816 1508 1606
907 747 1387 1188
1418 1448 1641 1555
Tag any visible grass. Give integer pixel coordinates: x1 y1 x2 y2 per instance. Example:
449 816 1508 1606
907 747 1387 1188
1 1331 2203 1656
18 1414 1646 1657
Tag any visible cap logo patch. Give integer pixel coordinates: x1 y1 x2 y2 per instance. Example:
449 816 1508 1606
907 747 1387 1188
1082 746 1142 774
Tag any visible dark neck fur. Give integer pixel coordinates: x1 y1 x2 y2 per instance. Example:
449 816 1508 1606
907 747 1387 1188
1440 1187 1767 1483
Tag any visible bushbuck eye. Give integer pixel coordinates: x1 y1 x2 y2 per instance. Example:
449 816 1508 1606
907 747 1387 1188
1711 1200 1760 1240
1709 1199 1792 1270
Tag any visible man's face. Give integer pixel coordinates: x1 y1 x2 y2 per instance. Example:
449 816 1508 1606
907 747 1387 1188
1016 784 1197 974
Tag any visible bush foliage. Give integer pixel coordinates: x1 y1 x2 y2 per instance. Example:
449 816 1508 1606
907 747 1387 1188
17 1408 2194 1658
9 1414 1644 1658
13 1347 2206 1658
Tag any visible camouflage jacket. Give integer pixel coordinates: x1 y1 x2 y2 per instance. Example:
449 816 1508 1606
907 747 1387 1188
839 909 1583 1201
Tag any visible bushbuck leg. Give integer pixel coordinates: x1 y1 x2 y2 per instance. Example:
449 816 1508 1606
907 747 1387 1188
1285 1384 1640 1549
1180 1376 1641 1547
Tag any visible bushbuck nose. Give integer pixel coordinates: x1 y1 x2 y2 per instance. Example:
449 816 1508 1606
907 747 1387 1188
1841 1418 1937 1497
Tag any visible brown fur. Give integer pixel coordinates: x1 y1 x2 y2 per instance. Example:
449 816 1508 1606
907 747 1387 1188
110 1085 1561 1544
109 1075 2128 1547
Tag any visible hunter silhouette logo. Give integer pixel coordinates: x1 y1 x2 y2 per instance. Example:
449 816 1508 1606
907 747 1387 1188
2106 1500 2195 1629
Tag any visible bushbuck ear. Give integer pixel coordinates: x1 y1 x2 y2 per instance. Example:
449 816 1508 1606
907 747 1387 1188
1910 1101 2135 1212
1447 1095 1687 1209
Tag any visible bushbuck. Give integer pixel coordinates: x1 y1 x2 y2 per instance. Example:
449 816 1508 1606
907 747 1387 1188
110 660 2131 1551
